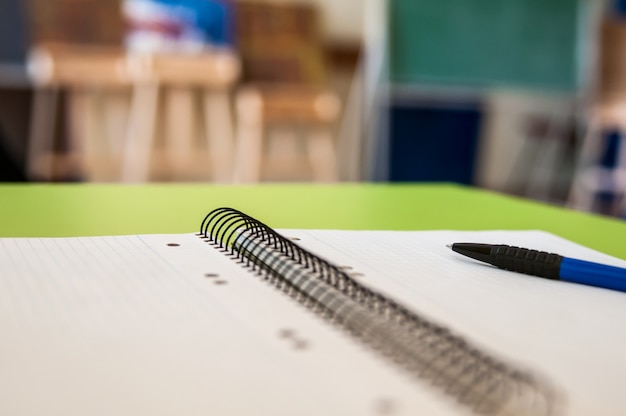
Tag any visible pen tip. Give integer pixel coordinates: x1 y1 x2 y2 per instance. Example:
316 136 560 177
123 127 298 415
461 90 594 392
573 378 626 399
446 244 452 249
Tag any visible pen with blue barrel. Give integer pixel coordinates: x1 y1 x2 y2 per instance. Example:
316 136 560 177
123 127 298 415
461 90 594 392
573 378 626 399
449 243 626 293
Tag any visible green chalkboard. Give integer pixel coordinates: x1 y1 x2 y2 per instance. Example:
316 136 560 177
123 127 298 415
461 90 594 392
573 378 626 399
388 0 584 91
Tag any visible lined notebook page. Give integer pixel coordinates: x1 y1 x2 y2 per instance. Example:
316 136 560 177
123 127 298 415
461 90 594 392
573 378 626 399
0 233 466 416
286 229 626 416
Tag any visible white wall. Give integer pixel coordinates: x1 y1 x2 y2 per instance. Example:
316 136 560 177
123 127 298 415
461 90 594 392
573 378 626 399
309 0 364 42
277 0 365 42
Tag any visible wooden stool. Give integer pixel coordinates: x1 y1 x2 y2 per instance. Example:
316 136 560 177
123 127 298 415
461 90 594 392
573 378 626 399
234 85 341 182
27 45 130 180
27 44 240 182
121 51 240 182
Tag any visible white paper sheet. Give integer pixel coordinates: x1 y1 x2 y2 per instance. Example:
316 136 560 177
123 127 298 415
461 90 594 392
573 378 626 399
285 229 626 416
0 233 463 416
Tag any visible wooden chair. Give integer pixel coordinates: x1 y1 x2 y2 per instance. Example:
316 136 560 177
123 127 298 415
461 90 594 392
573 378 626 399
504 110 577 202
27 44 130 180
232 1 341 182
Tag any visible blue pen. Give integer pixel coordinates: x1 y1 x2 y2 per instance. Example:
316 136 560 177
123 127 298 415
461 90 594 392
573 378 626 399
450 243 626 293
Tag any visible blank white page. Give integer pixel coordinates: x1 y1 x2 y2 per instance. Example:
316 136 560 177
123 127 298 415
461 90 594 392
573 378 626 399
285 229 626 416
0 233 469 416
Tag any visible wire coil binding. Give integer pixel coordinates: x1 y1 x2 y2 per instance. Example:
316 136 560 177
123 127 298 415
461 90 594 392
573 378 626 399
199 207 560 416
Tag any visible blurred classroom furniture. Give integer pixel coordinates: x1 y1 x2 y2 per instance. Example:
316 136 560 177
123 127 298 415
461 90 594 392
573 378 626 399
568 11 626 217
21 0 241 182
2 0 357 183
367 0 590 194
232 1 341 182
27 44 128 181
27 44 240 182
235 85 340 182
504 110 578 202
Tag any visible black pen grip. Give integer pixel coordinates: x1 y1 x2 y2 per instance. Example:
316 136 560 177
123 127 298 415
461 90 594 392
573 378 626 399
491 245 562 279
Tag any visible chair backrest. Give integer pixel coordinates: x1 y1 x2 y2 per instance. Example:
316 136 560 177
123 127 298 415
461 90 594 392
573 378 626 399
234 0 326 85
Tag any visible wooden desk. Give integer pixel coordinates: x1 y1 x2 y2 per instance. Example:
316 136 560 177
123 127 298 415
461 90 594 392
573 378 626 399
1 183 624 259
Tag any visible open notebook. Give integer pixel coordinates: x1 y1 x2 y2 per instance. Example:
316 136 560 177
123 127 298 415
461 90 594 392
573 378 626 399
2 208 625 416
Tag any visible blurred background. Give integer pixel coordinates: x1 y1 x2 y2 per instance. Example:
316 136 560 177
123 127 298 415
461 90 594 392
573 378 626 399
2 0 626 217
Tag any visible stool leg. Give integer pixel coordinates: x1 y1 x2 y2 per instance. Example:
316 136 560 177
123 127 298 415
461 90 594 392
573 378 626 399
204 90 235 182
525 120 563 200
567 114 608 211
166 87 195 180
306 129 338 182
28 87 59 181
233 90 263 183
78 89 131 181
122 83 159 182
66 88 100 180
268 129 300 179
103 89 131 164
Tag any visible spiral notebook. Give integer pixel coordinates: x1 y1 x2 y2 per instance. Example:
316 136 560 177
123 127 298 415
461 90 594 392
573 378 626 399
2 208 626 416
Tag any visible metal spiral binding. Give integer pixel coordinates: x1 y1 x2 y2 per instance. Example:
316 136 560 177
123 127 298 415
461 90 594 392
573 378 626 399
199 207 560 416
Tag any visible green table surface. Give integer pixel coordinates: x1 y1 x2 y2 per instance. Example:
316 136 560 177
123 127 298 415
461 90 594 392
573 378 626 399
1 183 624 259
